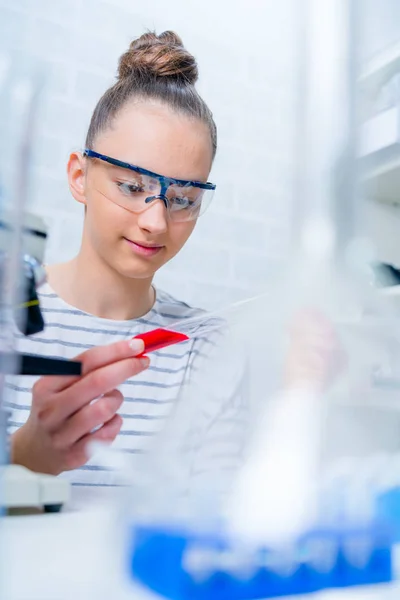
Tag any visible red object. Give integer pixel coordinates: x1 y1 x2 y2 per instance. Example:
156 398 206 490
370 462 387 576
133 328 189 354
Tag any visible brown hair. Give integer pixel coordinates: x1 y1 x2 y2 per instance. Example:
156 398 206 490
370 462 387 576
85 31 217 158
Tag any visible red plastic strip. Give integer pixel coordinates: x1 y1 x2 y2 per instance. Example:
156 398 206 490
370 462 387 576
133 328 189 354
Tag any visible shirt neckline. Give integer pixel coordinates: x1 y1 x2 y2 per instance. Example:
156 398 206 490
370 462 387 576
38 281 161 327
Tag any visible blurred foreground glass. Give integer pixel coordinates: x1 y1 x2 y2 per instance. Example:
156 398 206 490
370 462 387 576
0 54 45 600
0 54 45 439
111 1 400 598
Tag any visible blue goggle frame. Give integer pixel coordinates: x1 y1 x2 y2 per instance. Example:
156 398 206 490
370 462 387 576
83 149 216 209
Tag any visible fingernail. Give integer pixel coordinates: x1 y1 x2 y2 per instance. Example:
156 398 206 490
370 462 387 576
129 338 145 355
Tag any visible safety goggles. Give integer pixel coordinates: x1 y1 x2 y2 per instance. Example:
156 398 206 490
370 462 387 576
83 149 216 223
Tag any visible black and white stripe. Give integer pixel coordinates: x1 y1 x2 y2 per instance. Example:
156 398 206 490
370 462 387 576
5 283 246 489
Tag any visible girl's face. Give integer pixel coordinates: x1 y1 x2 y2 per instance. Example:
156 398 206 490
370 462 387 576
68 102 213 280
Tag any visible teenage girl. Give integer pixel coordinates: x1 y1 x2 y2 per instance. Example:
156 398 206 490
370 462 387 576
8 32 339 490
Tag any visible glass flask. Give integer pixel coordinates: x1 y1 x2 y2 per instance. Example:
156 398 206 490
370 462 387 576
93 0 400 597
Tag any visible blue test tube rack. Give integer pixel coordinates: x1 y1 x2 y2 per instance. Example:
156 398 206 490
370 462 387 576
377 487 400 542
128 521 393 599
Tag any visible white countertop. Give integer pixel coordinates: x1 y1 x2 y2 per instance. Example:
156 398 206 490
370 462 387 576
1 488 399 600
0 488 158 600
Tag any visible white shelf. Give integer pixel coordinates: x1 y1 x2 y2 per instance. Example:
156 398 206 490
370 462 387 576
364 199 400 269
359 39 400 96
361 107 400 158
359 43 400 208
380 285 400 296
363 155 400 205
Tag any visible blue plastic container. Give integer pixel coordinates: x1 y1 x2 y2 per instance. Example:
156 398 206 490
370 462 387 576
377 487 400 542
128 522 393 599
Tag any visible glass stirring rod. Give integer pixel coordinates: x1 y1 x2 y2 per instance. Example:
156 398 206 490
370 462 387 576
132 292 270 354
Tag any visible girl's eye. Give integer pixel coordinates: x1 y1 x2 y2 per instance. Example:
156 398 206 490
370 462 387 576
116 182 144 195
171 196 194 209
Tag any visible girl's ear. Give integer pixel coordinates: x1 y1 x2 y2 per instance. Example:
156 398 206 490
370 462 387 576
67 152 87 206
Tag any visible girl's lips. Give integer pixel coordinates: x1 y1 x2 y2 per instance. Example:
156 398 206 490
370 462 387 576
124 237 164 257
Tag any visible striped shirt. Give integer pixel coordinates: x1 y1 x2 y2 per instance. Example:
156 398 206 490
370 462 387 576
5 283 247 491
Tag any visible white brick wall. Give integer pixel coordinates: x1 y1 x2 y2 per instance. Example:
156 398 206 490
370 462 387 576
0 0 297 310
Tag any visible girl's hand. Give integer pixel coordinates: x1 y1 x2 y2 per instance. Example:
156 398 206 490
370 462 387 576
284 309 346 392
11 338 149 475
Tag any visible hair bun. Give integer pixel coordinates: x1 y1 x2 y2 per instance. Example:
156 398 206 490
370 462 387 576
118 31 198 85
